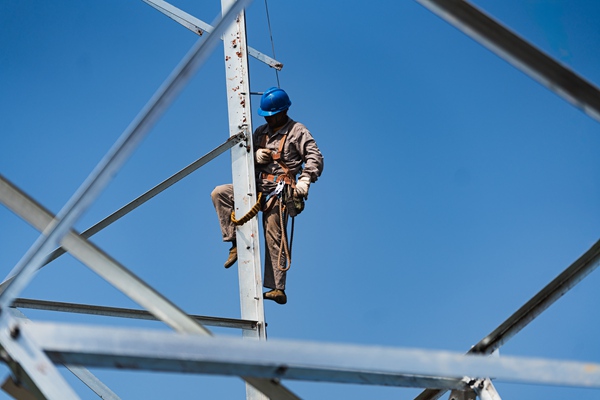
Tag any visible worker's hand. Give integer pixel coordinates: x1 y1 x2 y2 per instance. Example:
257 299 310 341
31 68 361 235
256 148 272 164
294 176 311 198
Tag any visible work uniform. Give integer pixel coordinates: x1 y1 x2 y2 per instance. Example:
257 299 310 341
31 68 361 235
211 117 324 290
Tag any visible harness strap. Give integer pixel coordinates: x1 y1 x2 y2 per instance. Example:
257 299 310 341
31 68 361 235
259 132 295 186
260 173 294 186
258 130 296 272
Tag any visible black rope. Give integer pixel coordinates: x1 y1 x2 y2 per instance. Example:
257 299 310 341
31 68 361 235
264 0 280 87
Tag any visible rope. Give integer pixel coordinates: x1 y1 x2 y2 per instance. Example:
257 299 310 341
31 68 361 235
264 0 280 87
276 198 292 272
230 192 263 225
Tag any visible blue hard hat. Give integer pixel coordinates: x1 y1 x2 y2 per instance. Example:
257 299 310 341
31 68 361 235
257 87 292 116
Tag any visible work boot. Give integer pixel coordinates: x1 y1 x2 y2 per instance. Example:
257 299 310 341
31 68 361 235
263 289 287 305
224 245 237 269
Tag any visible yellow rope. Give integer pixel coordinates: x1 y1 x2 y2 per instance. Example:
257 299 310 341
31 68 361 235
230 192 263 226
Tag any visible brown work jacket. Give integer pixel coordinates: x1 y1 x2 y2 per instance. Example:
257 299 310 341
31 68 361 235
253 117 324 194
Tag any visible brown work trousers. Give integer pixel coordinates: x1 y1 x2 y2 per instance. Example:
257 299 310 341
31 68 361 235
211 184 288 290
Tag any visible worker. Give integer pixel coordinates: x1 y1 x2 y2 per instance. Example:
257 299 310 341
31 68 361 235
211 87 324 305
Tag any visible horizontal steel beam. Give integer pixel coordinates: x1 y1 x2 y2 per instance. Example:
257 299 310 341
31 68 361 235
142 0 283 70
12 298 257 330
0 174 212 336
0 315 79 399
415 0 600 123
24 321 600 390
0 0 251 316
10 307 121 400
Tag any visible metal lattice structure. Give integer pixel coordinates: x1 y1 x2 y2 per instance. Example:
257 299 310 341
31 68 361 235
0 1 599 399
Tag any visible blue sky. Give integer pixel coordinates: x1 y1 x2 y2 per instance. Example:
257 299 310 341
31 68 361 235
1 0 599 399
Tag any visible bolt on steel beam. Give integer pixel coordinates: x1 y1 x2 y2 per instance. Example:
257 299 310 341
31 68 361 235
9 307 122 400
0 0 253 314
415 239 600 400
142 0 284 70
24 321 600 390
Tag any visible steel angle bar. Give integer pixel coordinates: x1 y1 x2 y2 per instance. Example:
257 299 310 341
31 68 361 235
9 307 121 400
0 174 211 335
142 0 283 70
415 0 600 123
0 0 251 313
22 322 466 389
12 298 257 331
471 239 600 355
35 133 245 269
66 366 121 400
473 378 502 400
0 314 79 399
25 321 600 389
415 239 600 400
220 1 274 397
0 165 299 398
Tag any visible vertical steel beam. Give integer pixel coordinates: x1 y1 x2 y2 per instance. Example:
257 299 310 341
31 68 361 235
220 1 268 399
0 0 252 314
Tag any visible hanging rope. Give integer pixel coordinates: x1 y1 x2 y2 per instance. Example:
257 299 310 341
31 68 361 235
264 0 280 87
277 198 292 272
231 192 263 225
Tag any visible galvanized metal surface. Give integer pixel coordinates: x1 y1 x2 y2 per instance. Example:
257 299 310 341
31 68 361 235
0 174 212 336
0 3 299 398
39 133 245 268
1 1 596 398
448 378 501 400
415 0 600 123
473 379 502 400
65 365 121 400
0 179 298 399
0 0 252 316
24 321 600 389
220 2 270 399
412 1 600 398
9 307 121 400
12 298 257 330
142 0 284 70
471 239 600 355
220 0 268 341
448 388 477 400
0 315 79 399
0 4 255 396
415 239 600 400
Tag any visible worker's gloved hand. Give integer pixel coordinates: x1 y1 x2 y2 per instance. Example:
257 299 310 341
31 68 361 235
256 148 272 164
294 176 311 198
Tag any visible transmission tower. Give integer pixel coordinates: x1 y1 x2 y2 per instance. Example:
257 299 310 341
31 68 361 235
0 1 599 399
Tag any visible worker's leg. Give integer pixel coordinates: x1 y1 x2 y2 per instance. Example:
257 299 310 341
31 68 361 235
211 184 236 242
211 184 238 268
262 200 288 290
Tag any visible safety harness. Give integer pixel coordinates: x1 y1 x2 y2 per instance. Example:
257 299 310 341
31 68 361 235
230 131 300 272
258 132 295 188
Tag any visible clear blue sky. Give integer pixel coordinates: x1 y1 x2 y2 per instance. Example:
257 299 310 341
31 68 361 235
1 0 600 399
